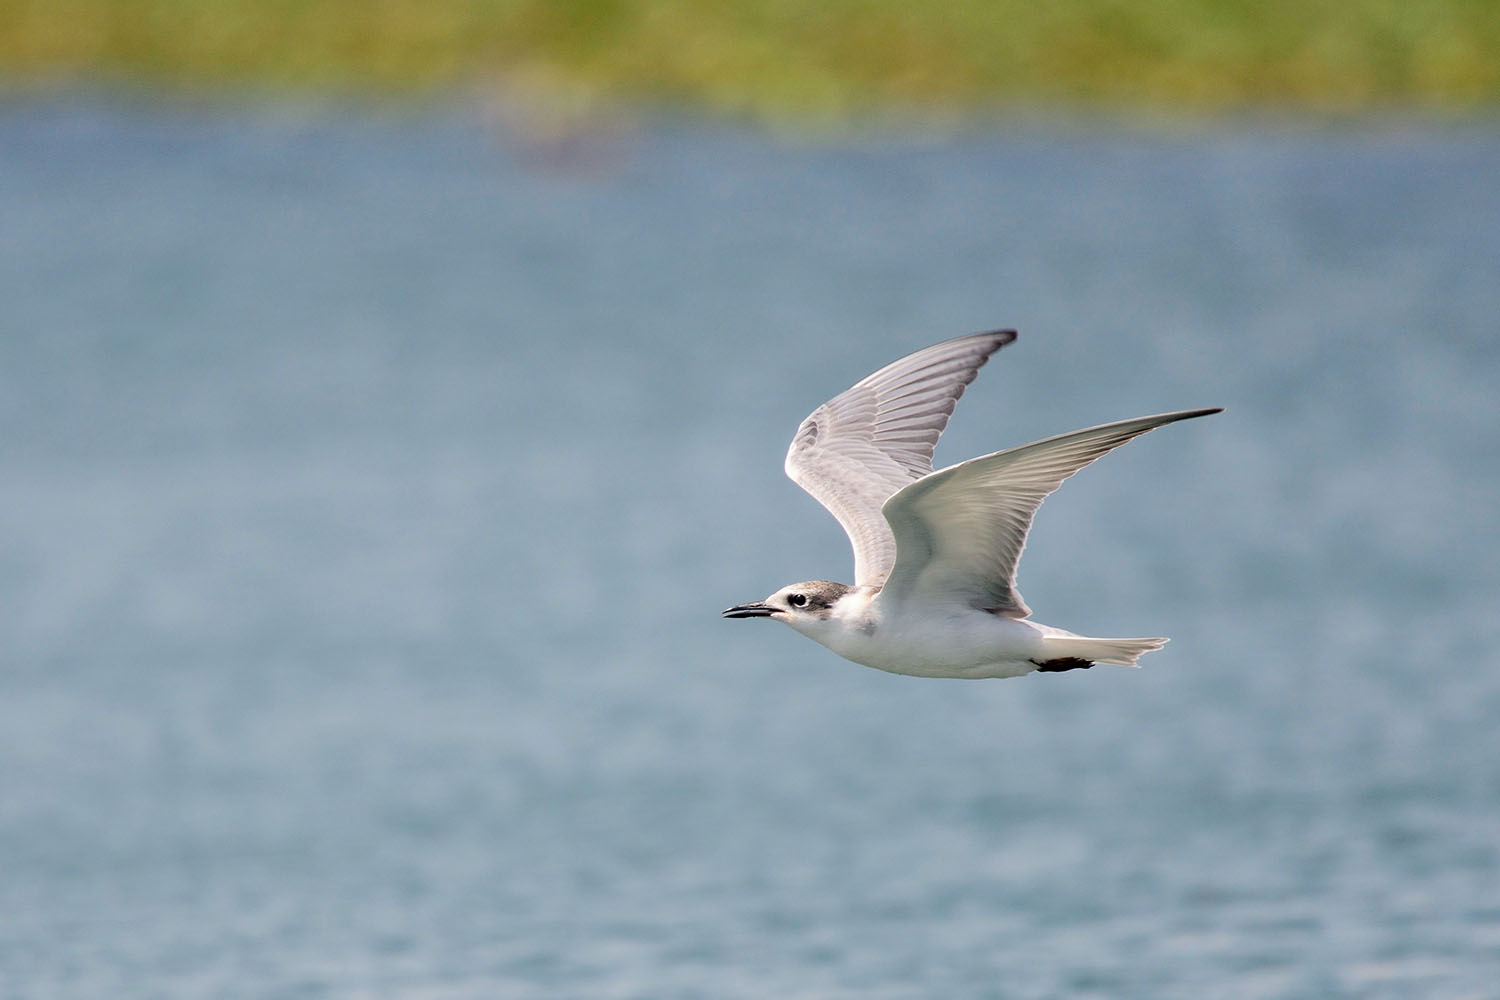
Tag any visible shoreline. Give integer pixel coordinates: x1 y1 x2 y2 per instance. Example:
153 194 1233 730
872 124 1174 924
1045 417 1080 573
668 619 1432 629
2 0 1496 124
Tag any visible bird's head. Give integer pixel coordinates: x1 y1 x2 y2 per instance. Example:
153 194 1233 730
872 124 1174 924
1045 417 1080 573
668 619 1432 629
722 580 853 636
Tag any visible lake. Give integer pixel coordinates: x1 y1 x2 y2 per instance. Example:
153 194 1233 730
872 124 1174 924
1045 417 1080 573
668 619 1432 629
1 97 1497 998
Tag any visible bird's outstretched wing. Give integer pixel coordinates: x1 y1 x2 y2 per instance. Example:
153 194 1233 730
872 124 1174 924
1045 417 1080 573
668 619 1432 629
784 331 1016 587
877 408 1222 616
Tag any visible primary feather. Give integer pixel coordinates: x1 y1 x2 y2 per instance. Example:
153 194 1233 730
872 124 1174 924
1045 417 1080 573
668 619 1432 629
877 409 1223 616
784 330 1015 587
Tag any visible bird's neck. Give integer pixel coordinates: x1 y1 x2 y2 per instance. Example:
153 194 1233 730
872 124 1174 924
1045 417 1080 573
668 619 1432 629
829 586 879 630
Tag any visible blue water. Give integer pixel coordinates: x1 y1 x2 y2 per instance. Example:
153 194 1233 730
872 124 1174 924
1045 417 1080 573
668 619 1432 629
2 98 1498 998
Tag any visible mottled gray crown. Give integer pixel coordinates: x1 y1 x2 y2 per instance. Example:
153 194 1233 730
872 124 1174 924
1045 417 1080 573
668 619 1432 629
785 580 854 614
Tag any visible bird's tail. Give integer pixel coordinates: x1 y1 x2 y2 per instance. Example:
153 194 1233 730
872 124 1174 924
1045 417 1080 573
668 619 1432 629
1036 634 1168 667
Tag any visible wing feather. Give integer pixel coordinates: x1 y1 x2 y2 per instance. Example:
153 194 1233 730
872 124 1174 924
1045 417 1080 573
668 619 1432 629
784 331 1016 587
878 408 1222 615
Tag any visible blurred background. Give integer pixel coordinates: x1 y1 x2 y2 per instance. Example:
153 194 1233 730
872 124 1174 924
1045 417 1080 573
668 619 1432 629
2 3 1498 999
3 0 1499 116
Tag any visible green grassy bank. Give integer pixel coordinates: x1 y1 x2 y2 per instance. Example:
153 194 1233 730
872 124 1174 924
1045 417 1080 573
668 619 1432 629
3 0 1497 119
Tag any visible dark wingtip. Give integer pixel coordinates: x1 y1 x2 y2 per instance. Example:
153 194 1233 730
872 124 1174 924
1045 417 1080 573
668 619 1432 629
961 329 1017 367
1164 406 1224 422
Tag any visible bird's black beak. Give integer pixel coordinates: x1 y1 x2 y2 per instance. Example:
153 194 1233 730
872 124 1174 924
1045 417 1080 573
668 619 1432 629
722 602 777 619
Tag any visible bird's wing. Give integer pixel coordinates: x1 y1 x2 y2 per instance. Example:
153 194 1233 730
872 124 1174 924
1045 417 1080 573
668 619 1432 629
784 331 1016 587
877 408 1222 616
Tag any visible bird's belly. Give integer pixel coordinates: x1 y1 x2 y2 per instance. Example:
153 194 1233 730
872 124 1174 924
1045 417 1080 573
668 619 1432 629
824 610 1046 679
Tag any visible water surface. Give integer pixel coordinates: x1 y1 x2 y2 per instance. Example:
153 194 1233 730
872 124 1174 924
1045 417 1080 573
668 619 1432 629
2 100 1498 998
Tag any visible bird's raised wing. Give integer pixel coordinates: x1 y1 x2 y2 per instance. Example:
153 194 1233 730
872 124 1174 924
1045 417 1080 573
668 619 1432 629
784 331 1016 587
877 408 1222 615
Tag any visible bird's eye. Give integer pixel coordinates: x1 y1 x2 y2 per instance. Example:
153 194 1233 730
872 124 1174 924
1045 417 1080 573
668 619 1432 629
788 593 809 608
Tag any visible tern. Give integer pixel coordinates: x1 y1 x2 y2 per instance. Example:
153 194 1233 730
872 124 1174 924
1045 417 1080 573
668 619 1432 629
723 331 1220 679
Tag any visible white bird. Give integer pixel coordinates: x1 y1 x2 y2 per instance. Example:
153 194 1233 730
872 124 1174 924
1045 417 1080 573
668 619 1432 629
723 331 1220 679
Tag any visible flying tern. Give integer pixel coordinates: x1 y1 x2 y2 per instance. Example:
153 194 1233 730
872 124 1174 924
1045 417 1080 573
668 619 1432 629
723 330 1220 678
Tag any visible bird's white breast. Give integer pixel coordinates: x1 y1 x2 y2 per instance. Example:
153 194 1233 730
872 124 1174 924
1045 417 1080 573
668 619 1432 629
797 591 1048 679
